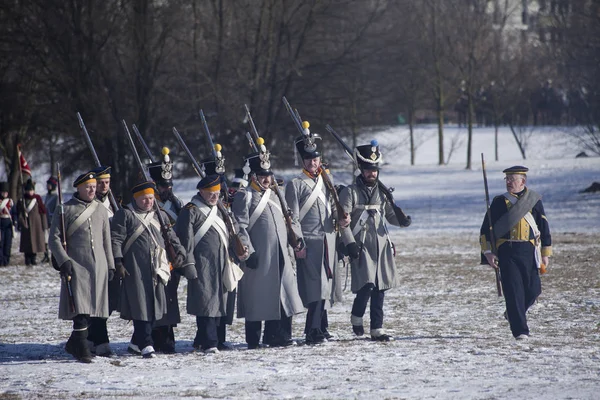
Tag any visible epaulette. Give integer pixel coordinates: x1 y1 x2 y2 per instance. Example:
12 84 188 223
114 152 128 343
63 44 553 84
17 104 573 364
185 203 196 209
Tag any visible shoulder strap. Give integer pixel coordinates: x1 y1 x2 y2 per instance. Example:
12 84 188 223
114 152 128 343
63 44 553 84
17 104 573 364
66 201 99 237
299 174 328 222
26 198 37 214
248 188 271 231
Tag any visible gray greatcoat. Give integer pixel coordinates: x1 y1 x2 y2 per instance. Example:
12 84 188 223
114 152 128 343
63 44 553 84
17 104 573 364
339 177 402 293
175 194 229 317
232 185 304 322
111 204 185 322
154 195 186 327
97 194 120 313
17 195 48 254
285 171 337 307
48 196 115 320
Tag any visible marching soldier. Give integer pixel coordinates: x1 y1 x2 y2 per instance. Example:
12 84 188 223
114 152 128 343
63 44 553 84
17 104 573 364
285 123 349 344
85 165 119 357
339 140 411 341
0 182 15 266
232 141 304 349
17 179 48 266
111 181 189 358
147 148 187 353
175 174 247 353
48 171 115 363
480 166 552 340
198 151 238 350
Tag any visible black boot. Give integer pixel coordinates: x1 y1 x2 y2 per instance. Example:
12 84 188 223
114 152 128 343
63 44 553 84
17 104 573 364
30 254 37 266
305 328 325 345
65 330 93 363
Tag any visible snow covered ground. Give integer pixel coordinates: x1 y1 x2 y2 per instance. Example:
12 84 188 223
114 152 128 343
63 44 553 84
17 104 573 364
1 125 599 399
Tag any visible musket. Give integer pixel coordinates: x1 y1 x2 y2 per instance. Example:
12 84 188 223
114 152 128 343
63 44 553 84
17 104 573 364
481 153 503 297
325 123 411 227
244 104 300 248
76 112 120 211
122 120 178 263
132 124 156 163
172 127 247 258
55 162 75 312
280 98 348 226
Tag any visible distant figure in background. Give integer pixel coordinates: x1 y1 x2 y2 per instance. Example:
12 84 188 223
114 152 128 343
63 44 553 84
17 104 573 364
480 166 552 340
0 181 16 266
42 176 59 263
17 179 48 266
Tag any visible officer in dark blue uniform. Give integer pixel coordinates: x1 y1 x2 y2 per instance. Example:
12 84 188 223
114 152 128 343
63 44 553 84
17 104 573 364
480 166 552 340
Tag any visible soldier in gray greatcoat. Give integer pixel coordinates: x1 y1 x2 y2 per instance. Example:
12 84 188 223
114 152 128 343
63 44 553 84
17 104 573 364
111 181 189 358
85 165 119 357
339 141 411 341
147 148 187 354
232 143 304 349
175 174 248 353
49 171 115 363
285 123 350 344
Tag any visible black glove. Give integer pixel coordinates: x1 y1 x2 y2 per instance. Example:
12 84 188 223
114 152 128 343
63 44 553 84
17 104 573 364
108 269 115 281
115 258 129 279
180 264 198 280
393 206 411 227
337 240 348 257
245 252 259 270
346 242 361 260
174 252 186 270
60 260 73 278
400 215 411 227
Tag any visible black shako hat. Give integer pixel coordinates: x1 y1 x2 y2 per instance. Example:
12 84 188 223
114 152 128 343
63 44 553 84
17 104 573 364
243 137 272 176
355 140 382 171
148 147 173 187
294 121 322 160
503 165 529 175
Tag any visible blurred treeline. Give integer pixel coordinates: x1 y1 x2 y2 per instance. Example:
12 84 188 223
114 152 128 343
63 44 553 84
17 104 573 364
1 0 598 196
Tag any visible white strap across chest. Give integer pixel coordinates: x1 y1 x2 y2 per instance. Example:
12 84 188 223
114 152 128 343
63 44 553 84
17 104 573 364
299 174 330 222
0 199 9 214
26 198 37 214
66 201 99 238
191 199 228 247
123 208 161 255
101 197 114 218
248 188 276 231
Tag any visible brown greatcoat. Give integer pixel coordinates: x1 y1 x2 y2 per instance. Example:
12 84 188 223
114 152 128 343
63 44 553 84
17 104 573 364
17 194 48 253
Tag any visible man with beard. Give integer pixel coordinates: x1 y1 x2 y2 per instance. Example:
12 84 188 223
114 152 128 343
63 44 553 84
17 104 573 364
17 179 48 266
232 141 304 349
339 140 411 341
48 171 115 363
175 174 247 353
85 166 119 357
111 181 189 358
480 166 551 340
285 122 349 344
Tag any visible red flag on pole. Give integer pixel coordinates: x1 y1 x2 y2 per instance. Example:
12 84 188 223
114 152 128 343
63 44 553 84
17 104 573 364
18 144 32 177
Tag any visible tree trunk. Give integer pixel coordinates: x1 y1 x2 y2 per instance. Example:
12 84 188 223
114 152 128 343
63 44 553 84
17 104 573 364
466 88 474 170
